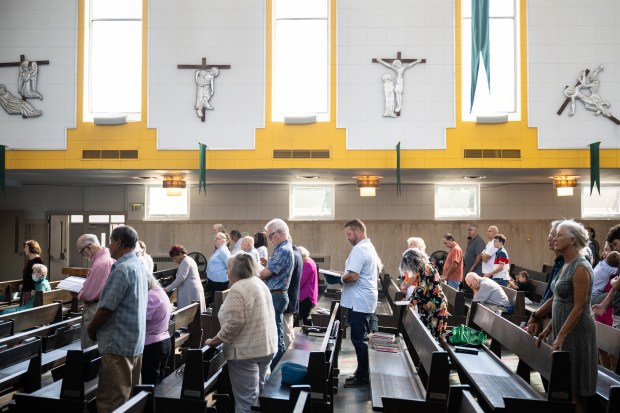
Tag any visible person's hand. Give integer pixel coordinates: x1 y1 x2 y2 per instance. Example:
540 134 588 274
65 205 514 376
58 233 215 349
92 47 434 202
260 257 267 266
550 335 564 351
592 303 606 316
527 317 542 336
536 327 551 348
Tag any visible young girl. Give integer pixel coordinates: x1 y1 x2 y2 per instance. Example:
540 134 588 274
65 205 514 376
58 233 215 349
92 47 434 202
2 263 51 315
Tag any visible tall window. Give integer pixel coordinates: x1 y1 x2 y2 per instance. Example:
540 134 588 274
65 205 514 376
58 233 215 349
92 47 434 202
462 0 519 120
84 0 142 121
272 0 329 122
435 185 480 219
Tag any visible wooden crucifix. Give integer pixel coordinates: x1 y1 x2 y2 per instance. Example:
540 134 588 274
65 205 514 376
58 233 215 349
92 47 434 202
0 54 50 101
373 51 426 117
178 57 231 122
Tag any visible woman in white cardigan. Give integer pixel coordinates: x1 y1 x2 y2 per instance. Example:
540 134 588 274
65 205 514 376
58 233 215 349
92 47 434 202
204 253 277 413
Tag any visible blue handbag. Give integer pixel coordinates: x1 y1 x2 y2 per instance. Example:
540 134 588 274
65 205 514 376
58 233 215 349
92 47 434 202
280 361 308 385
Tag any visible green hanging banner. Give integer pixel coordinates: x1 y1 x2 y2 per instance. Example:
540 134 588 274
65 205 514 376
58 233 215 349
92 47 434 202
0 145 5 195
396 142 401 196
470 0 491 112
198 143 207 194
589 141 601 196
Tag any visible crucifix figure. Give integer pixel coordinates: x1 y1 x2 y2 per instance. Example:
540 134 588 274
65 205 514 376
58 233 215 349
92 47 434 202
178 57 231 122
373 51 426 116
0 54 49 118
558 65 619 125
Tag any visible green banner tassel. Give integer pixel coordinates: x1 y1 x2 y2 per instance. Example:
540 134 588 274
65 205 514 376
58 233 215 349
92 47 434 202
589 141 600 196
396 142 401 197
198 143 207 194
0 145 5 195
470 0 491 112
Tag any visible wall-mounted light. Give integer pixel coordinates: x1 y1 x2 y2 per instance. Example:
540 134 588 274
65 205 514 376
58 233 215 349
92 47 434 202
355 176 381 197
163 176 186 196
552 176 578 196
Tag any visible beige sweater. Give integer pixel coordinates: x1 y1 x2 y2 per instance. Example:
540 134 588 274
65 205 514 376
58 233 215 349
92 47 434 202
216 276 278 360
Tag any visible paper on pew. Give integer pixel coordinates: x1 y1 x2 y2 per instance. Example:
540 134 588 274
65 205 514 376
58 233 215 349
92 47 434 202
369 332 398 347
56 276 86 293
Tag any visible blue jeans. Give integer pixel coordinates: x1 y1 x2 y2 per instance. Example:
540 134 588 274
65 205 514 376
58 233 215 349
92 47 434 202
270 292 289 369
447 280 460 290
493 278 508 286
348 310 371 380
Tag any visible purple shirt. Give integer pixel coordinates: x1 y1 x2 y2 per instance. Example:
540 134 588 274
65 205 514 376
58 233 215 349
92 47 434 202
145 288 172 346
300 258 318 305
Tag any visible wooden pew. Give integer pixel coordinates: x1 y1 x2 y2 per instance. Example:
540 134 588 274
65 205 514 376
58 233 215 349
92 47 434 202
442 281 466 326
257 301 342 412
112 385 154 413
167 302 203 375
0 280 23 306
0 337 42 407
595 321 620 412
446 301 573 412
14 345 100 413
290 385 312 413
376 275 405 329
499 285 527 325
155 343 231 413
0 303 63 335
201 289 229 340
34 289 81 317
374 306 450 411
153 268 177 290
523 279 548 315
446 385 485 413
511 265 548 283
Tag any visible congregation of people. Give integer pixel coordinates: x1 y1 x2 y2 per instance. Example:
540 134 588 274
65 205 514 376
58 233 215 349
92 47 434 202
6 218 620 413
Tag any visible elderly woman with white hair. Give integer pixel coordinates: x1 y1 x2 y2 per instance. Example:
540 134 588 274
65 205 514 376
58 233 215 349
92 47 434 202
297 246 318 326
399 248 448 340
534 219 596 413
464 272 510 310
401 237 429 297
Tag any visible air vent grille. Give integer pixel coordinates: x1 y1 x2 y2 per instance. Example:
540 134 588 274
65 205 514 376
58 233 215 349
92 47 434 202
464 149 521 159
82 150 139 159
273 149 330 159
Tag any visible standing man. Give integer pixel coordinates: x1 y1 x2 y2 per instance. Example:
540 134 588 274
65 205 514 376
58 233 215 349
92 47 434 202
441 233 463 289
341 219 379 388
527 220 564 336
230 230 242 254
480 225 499 277
464 224 485 276
87 226 148 413
483 234 510 286
259 218 294 368
76 234 115 349
283 242 303 349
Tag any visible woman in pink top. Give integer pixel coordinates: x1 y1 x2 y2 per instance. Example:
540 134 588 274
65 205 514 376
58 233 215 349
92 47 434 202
142 273 172 385
298 246 318 326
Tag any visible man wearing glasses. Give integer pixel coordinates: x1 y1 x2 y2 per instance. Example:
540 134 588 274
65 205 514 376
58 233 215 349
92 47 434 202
259 218 294 369
76 234 115 348
463 224 485 276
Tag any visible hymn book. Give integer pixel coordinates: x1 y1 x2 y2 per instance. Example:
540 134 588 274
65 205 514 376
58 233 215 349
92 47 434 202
56 276 86 293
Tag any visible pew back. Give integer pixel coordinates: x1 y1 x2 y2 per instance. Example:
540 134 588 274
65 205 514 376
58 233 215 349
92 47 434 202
442 282 466 326
0 303 63 334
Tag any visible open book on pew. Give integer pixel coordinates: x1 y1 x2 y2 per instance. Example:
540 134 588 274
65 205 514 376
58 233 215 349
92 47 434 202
56 276 86 293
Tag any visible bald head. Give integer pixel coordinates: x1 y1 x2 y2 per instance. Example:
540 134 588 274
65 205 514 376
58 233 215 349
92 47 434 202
486 226 499 240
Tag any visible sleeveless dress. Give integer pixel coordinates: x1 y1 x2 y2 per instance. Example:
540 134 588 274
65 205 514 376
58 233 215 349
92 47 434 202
550 256 597 396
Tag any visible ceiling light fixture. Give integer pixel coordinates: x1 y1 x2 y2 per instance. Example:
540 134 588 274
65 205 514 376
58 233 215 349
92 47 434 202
355 176 381 197
551 176 578 196
163 176 186 196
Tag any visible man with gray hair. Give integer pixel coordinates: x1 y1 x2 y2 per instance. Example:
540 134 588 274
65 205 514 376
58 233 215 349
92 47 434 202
259 218 294 368
76 233 115 348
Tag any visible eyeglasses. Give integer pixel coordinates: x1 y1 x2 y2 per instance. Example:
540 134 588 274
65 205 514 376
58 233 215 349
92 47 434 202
467 228 476 232
268 231 278 240
79 244 92 255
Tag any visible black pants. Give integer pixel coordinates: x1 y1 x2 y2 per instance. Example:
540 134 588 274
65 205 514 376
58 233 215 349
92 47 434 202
299 297 315 325
141 338 171 385
206 280 229 305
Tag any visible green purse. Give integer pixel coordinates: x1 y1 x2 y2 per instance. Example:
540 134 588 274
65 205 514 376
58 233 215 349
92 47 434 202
448 324 487 346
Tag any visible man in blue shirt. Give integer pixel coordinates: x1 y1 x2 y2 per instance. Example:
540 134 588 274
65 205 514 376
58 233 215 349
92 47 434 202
259 218 294 368
87 226 148 413
340 219 379 388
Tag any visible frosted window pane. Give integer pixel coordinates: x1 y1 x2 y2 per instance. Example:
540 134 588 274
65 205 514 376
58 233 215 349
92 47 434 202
146 187 190 220
274 20 328 115
92 0 141 19
290 186 334 220
89 215 110 223
462 0 515 19
110 215 125 223
276 0 327 19
435 185 480 219
91 21 142 113
70 215 84 223
581 185 620 218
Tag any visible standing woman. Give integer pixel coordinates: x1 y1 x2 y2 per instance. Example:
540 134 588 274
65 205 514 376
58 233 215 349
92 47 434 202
254 230 269 261
21 240 44 305
298 246 318 326
204 254 277 413
142 272 172 385
166 244 206 312
535 220 597 413
399 248 448 340
206 232 231 305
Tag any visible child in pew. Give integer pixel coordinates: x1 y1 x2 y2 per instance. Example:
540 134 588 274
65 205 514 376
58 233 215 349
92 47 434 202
1 264 50 315
508 270 532 296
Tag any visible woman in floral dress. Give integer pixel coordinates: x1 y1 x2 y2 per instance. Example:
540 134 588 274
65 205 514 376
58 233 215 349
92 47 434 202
399 248 448 339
